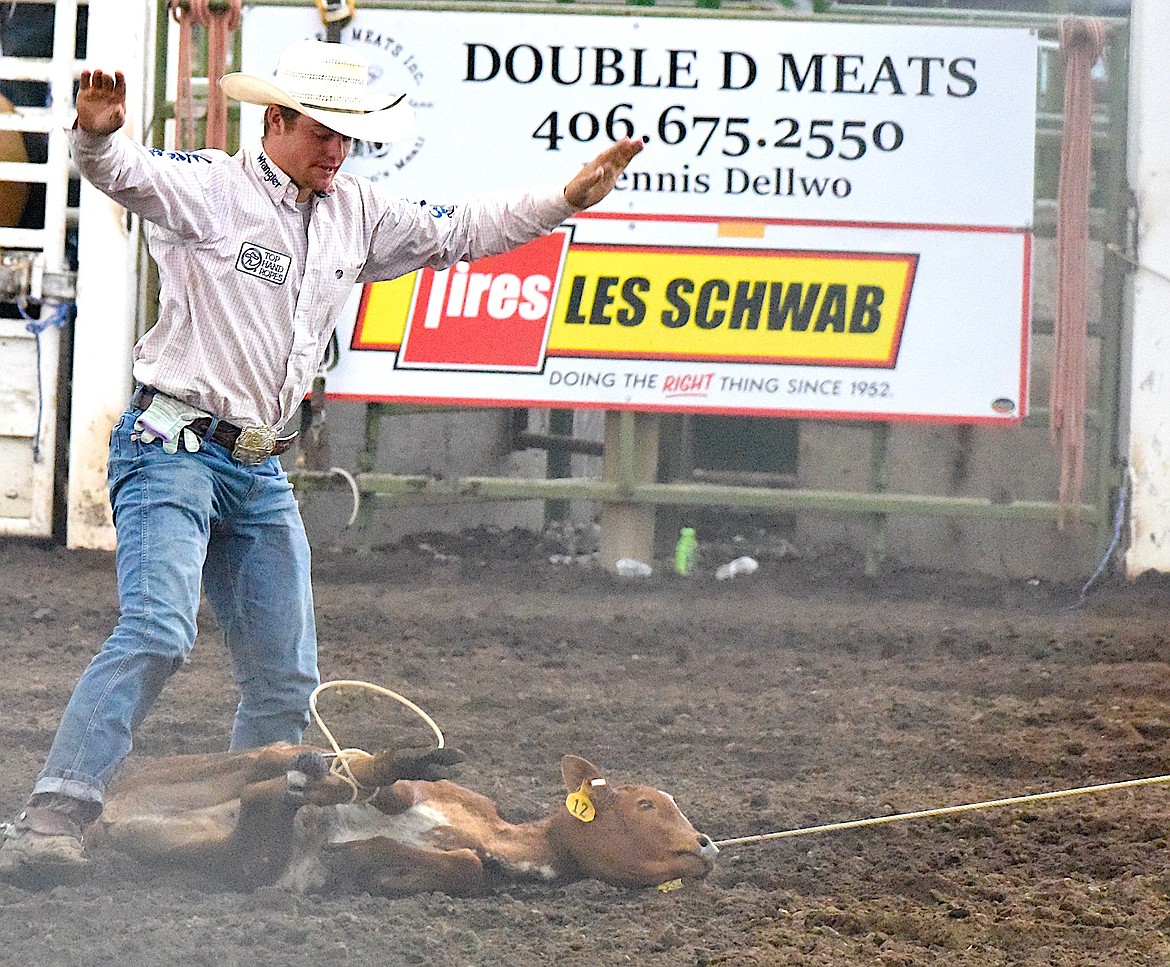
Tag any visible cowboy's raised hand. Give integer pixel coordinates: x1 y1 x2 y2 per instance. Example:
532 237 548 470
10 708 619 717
76 70 127 136
563 137 644 212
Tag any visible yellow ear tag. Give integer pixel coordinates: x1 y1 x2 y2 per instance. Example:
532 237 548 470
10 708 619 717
657 878 685 894
565 780 597 823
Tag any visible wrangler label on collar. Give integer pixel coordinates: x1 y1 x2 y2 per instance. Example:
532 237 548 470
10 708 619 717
256 152 283 189
236 242 291 285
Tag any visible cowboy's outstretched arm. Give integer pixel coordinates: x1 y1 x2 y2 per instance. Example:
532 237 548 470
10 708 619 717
76 70 127 135
70 69 219 240
563 137 644 211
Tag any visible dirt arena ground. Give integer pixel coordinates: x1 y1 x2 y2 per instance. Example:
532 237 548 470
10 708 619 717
3 525 1170 966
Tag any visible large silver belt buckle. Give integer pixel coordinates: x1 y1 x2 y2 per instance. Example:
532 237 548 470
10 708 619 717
232 424 277 466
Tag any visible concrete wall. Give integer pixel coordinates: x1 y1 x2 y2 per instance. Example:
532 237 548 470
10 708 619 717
297 405 550 550
1124 0 1170 577
796 235 1112 581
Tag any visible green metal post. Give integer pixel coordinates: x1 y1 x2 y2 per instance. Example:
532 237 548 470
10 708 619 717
864 422 890 577
545 409 572 522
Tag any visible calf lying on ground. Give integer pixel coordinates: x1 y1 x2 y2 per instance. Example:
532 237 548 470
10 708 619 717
89 744 718 895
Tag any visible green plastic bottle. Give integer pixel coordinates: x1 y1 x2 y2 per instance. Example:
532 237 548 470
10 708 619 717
674 527 698 575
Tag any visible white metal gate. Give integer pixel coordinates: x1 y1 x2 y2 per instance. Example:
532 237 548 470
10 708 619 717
0 0 83 537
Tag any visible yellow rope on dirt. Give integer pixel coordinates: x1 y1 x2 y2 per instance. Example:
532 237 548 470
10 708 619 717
714 773 1170 848
308 680 446 802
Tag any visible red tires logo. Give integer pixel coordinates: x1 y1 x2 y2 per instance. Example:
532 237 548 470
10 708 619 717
397 227 573 372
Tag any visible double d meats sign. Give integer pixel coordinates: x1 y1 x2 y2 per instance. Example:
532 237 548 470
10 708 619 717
240 8 1037 423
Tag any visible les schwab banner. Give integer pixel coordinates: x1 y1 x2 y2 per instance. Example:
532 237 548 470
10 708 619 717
239 9 1037 423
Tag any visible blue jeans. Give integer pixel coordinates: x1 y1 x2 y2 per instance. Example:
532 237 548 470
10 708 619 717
32 409 319 806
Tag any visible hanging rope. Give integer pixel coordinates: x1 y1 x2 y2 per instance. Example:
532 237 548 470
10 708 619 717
1066 462 1128 610
170 0 196 150
19 300 76 464
169 0 241 151
203 0 240 150
1050 17 1106 527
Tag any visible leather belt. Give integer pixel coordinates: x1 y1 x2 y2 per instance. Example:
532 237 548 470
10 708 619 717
133 387 298 464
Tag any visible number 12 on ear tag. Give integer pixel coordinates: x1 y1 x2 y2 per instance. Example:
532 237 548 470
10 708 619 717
565 780 596 822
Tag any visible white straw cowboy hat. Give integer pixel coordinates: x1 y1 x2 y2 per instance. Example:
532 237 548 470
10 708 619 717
219 39 415 142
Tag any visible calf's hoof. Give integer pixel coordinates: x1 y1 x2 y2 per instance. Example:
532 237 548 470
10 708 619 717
287 750 330 792
390 746 466 781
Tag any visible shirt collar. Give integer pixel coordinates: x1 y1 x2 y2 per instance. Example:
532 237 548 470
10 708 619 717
249 145 300 205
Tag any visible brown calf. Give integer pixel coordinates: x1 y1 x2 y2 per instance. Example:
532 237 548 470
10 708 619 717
91 744 718 895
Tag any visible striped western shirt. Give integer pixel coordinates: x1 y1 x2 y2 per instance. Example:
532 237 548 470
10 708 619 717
70 127 575 429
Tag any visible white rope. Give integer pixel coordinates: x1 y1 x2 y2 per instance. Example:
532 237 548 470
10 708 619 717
308 680 445 802
1106 242 1170 286
714 773 1170 848
327 466 361 528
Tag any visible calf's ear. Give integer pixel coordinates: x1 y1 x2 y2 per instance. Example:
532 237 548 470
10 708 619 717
561 754 602 791
561 754 615 809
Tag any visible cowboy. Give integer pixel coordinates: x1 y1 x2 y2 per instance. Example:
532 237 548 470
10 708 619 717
0 39 642 879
